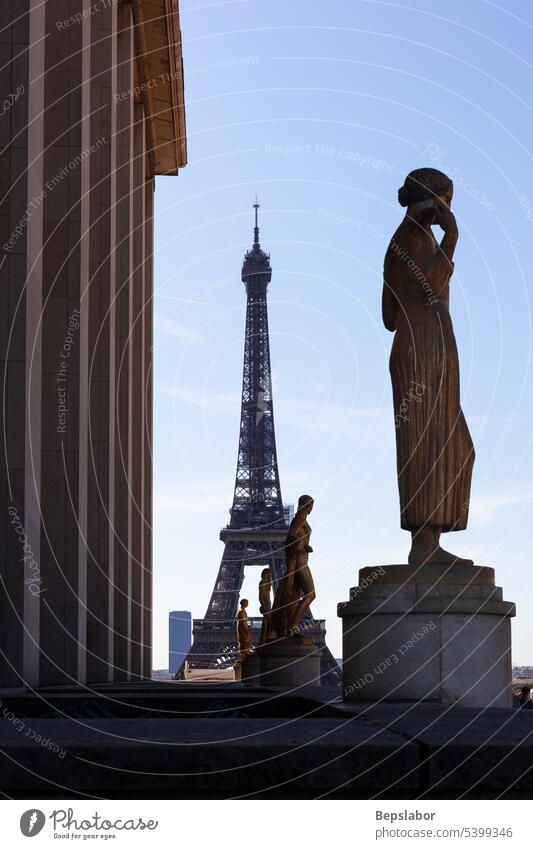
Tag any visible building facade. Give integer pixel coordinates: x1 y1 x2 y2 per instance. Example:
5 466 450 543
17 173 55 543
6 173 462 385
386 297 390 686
0 0 186 687
168 610 192 676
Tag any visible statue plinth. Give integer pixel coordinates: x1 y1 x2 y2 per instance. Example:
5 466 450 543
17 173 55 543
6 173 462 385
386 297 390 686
338 564 516 708
241 652 261 683
256 640 323 687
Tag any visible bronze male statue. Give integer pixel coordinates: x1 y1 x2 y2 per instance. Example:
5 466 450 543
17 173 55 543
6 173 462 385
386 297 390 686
258 568 275 644
270 494 316 639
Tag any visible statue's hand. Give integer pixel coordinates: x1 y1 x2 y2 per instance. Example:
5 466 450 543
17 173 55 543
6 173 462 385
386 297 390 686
306 545 313 553
435 204 457 235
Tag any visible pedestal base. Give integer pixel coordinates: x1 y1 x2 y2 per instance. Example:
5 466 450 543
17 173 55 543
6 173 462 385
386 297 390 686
338 564 516 709
241 652 261 683
256 642 322 687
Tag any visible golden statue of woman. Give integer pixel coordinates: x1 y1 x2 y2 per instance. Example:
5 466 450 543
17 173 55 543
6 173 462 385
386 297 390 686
236 598 253 663
258 568 275 644
382 168 475 567
270 495 316 638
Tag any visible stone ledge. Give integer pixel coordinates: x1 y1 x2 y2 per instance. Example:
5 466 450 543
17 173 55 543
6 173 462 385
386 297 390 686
347 583 503 603
347 702 533 797
359 564 495 586
0 716 419 798
0 686 532 798
338 597 515 617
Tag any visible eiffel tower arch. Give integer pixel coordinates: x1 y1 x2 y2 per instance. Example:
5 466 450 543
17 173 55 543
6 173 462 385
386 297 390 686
185 203 340 685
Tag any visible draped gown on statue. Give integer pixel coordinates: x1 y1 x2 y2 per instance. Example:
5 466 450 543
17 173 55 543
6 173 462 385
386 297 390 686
383 227 474 532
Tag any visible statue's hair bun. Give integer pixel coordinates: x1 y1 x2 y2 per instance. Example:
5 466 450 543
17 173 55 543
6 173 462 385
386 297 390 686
397 167 452 208
398 186 409 207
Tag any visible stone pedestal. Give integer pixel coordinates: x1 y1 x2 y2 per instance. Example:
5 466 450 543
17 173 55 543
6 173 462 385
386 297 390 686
338 564 516 708
241 652 261 683
256 642 323 687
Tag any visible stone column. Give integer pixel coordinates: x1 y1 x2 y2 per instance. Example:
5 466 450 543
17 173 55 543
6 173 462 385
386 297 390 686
0 0 39 688
22 0 42 688
112 0 134 682
39 0 84 686
130 101 146 680
0 0 185 689
142 181 154 680
86 0 115 685
77 0 92 685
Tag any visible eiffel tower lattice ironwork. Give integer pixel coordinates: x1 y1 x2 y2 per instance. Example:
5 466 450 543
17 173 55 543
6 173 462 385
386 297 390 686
185 203 340 685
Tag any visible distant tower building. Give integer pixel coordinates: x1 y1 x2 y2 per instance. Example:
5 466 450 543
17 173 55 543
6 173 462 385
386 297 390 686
169 611 192 675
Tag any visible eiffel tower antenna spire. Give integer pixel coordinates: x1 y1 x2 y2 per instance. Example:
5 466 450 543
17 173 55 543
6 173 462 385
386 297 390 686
253 196 260 246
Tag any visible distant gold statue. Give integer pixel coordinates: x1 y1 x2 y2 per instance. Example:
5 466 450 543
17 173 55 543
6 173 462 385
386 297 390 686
383 168 474 567
237 598 253 663
270 495 316 640
258 568 275 644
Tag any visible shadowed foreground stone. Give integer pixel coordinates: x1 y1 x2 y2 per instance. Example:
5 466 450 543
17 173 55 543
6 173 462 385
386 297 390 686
0 683 532 798
356 702 533 797
0 721 418 798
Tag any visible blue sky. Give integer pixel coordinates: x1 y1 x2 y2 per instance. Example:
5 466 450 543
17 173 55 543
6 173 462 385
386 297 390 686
151 0 533 667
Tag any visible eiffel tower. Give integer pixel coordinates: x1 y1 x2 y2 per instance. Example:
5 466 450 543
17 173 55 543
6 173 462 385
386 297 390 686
185 203 340 685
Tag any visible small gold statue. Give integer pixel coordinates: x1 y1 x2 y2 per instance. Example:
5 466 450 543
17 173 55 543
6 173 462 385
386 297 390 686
258 568 275 644
236 598 253 663
270 494 316 641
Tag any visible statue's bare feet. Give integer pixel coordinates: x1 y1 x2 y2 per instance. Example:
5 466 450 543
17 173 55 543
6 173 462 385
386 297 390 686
433 545 474 567
408 543 473 567
408 543 434 566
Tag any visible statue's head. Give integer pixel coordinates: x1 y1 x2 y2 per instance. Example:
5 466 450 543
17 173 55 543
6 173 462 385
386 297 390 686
298 494 314 514
240 598 248 608
261 568 272 580
398 168 453 211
